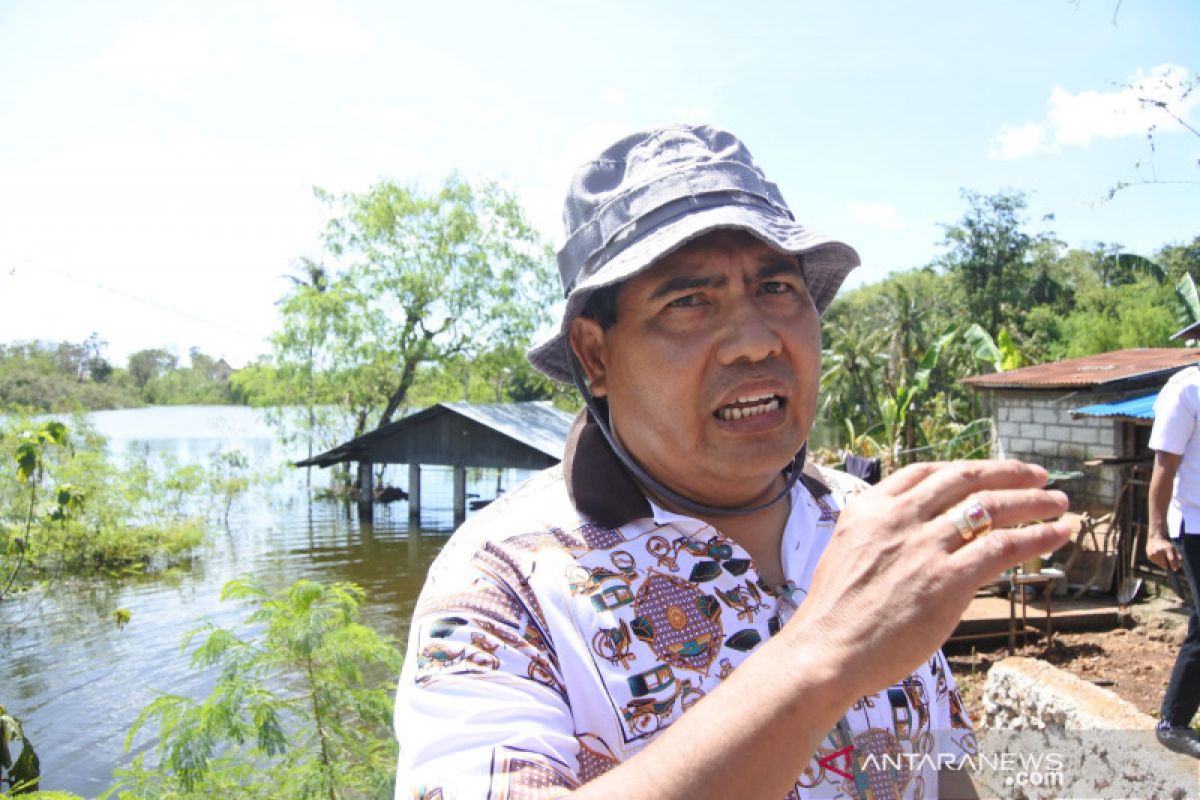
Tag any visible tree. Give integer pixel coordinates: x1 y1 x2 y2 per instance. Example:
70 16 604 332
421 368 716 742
1058 274 1177 356
110 578 401 799
939 190 1061 334
259 176 557 445
127 349 178 391
1155 235 1200 286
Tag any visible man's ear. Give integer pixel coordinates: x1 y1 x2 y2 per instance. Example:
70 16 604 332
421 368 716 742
568 316 609 397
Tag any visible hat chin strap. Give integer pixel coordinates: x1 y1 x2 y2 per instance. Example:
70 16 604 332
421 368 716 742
568 353 804 518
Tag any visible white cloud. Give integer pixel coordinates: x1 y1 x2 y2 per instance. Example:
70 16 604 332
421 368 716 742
95 22 241 97
346 104 441 137
0 130 340 364
267 0 370 57
845 201 904 230
989 63 1199 160
988 121 1047 160
601 87 626 106
464 101 506 126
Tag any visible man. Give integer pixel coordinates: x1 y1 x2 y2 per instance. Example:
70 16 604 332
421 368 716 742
1146 362 1200 759
393 124 1069 798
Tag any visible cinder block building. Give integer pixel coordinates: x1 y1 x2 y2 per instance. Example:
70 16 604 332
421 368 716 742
962 348 1200 513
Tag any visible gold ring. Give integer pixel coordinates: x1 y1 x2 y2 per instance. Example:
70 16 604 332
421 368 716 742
949 500 992 542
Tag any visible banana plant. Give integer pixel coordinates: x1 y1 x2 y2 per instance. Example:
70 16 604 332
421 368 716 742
878 326 959 465
1175 273 1200 341
963 323 1026 373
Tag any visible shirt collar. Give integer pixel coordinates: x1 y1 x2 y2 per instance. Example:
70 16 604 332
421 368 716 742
562 404 831 529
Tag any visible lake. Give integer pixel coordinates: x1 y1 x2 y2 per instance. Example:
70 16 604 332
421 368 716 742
0 405 537 797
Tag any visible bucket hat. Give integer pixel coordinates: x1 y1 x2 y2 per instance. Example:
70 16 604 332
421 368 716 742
527 123 861 382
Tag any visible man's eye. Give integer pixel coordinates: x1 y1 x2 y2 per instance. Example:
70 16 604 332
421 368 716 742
760 281 794 295
667 293 705 308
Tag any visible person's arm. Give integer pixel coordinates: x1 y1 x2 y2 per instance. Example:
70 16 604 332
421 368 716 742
570 459 1069 800
1147 450 1183 572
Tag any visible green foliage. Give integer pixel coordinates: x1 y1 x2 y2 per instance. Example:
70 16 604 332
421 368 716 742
1056 275 1177 358
239 176 559 463
107 578 402 799
963 324 1025 372
0 338 241 413
1176 273 1200 333
820 188 1199 470
1 421 79 601
0 339 137 412
0 420 267 593
939 190 1062 334
206 449 252 528
1 704 39 795
136 348 238 406
403 345 577 411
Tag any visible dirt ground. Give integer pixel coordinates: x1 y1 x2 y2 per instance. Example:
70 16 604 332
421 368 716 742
946 595 1192 724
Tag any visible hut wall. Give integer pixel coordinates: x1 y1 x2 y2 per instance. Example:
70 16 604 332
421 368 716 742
365 414 559 470
990 390 1124 512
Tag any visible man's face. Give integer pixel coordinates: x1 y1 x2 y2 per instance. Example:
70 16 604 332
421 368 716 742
569 229 821 508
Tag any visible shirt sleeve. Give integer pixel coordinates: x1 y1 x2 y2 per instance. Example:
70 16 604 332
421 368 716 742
1150 374 1197 455
394 542 580 800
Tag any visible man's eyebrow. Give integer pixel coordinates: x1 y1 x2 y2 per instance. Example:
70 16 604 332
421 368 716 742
646 257 804 301
647 273 727 301
757 259 805 281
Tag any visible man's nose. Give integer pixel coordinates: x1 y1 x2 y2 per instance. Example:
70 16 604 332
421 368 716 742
713 300 783 365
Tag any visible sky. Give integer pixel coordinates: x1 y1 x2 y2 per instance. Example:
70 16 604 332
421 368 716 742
0 0 1197 368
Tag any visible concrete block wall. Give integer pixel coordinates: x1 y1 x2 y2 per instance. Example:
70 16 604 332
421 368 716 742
991 392 1122 513
976 657 1196 800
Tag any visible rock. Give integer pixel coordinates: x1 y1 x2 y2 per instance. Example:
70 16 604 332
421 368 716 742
977 658 1196 799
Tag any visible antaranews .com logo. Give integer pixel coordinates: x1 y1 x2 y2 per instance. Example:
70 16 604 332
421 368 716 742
860 751 1066 790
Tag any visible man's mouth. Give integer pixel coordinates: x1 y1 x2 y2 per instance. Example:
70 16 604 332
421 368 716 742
715 393 784 421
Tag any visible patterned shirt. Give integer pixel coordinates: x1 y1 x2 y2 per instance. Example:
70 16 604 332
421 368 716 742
394 412 974 799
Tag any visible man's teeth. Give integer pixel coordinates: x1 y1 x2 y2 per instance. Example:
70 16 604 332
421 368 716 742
717 396 781 421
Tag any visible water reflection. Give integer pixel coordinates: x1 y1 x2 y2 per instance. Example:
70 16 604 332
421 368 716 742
0 406 532 797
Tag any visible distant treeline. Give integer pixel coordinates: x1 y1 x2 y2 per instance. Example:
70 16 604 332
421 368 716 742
819 190 1200 464
0 334 243 412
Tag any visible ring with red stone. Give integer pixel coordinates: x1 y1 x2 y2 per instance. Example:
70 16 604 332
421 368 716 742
949 500 992 543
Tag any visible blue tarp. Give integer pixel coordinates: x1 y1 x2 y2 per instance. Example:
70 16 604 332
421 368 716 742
1072 392 1158 421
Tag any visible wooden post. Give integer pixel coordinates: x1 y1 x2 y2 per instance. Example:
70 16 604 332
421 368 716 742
408 463 421 522
453 464 466 525
358 460 374 522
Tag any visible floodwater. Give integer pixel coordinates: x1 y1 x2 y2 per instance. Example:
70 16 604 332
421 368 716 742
0 405 535 797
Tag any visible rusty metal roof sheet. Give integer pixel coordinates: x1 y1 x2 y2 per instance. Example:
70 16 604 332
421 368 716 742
961 348 1200 390
294 401 576 468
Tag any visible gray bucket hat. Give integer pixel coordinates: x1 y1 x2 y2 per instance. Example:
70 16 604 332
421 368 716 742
527 123 861 382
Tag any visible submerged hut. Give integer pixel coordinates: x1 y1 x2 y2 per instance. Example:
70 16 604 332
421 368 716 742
295 401 576 523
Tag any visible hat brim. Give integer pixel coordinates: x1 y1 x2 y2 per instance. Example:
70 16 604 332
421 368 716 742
1171 320 1200 341
527 204 860 383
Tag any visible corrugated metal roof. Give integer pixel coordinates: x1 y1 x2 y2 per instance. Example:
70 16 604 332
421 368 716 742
444 401 576 460
961 348 1200 390
1071 393 1158 421
294 401 576 468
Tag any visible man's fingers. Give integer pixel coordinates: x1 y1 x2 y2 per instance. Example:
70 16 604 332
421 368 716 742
902 460 1051 520
946 519 1073 585
876 462 943 496
936 489 1068 550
